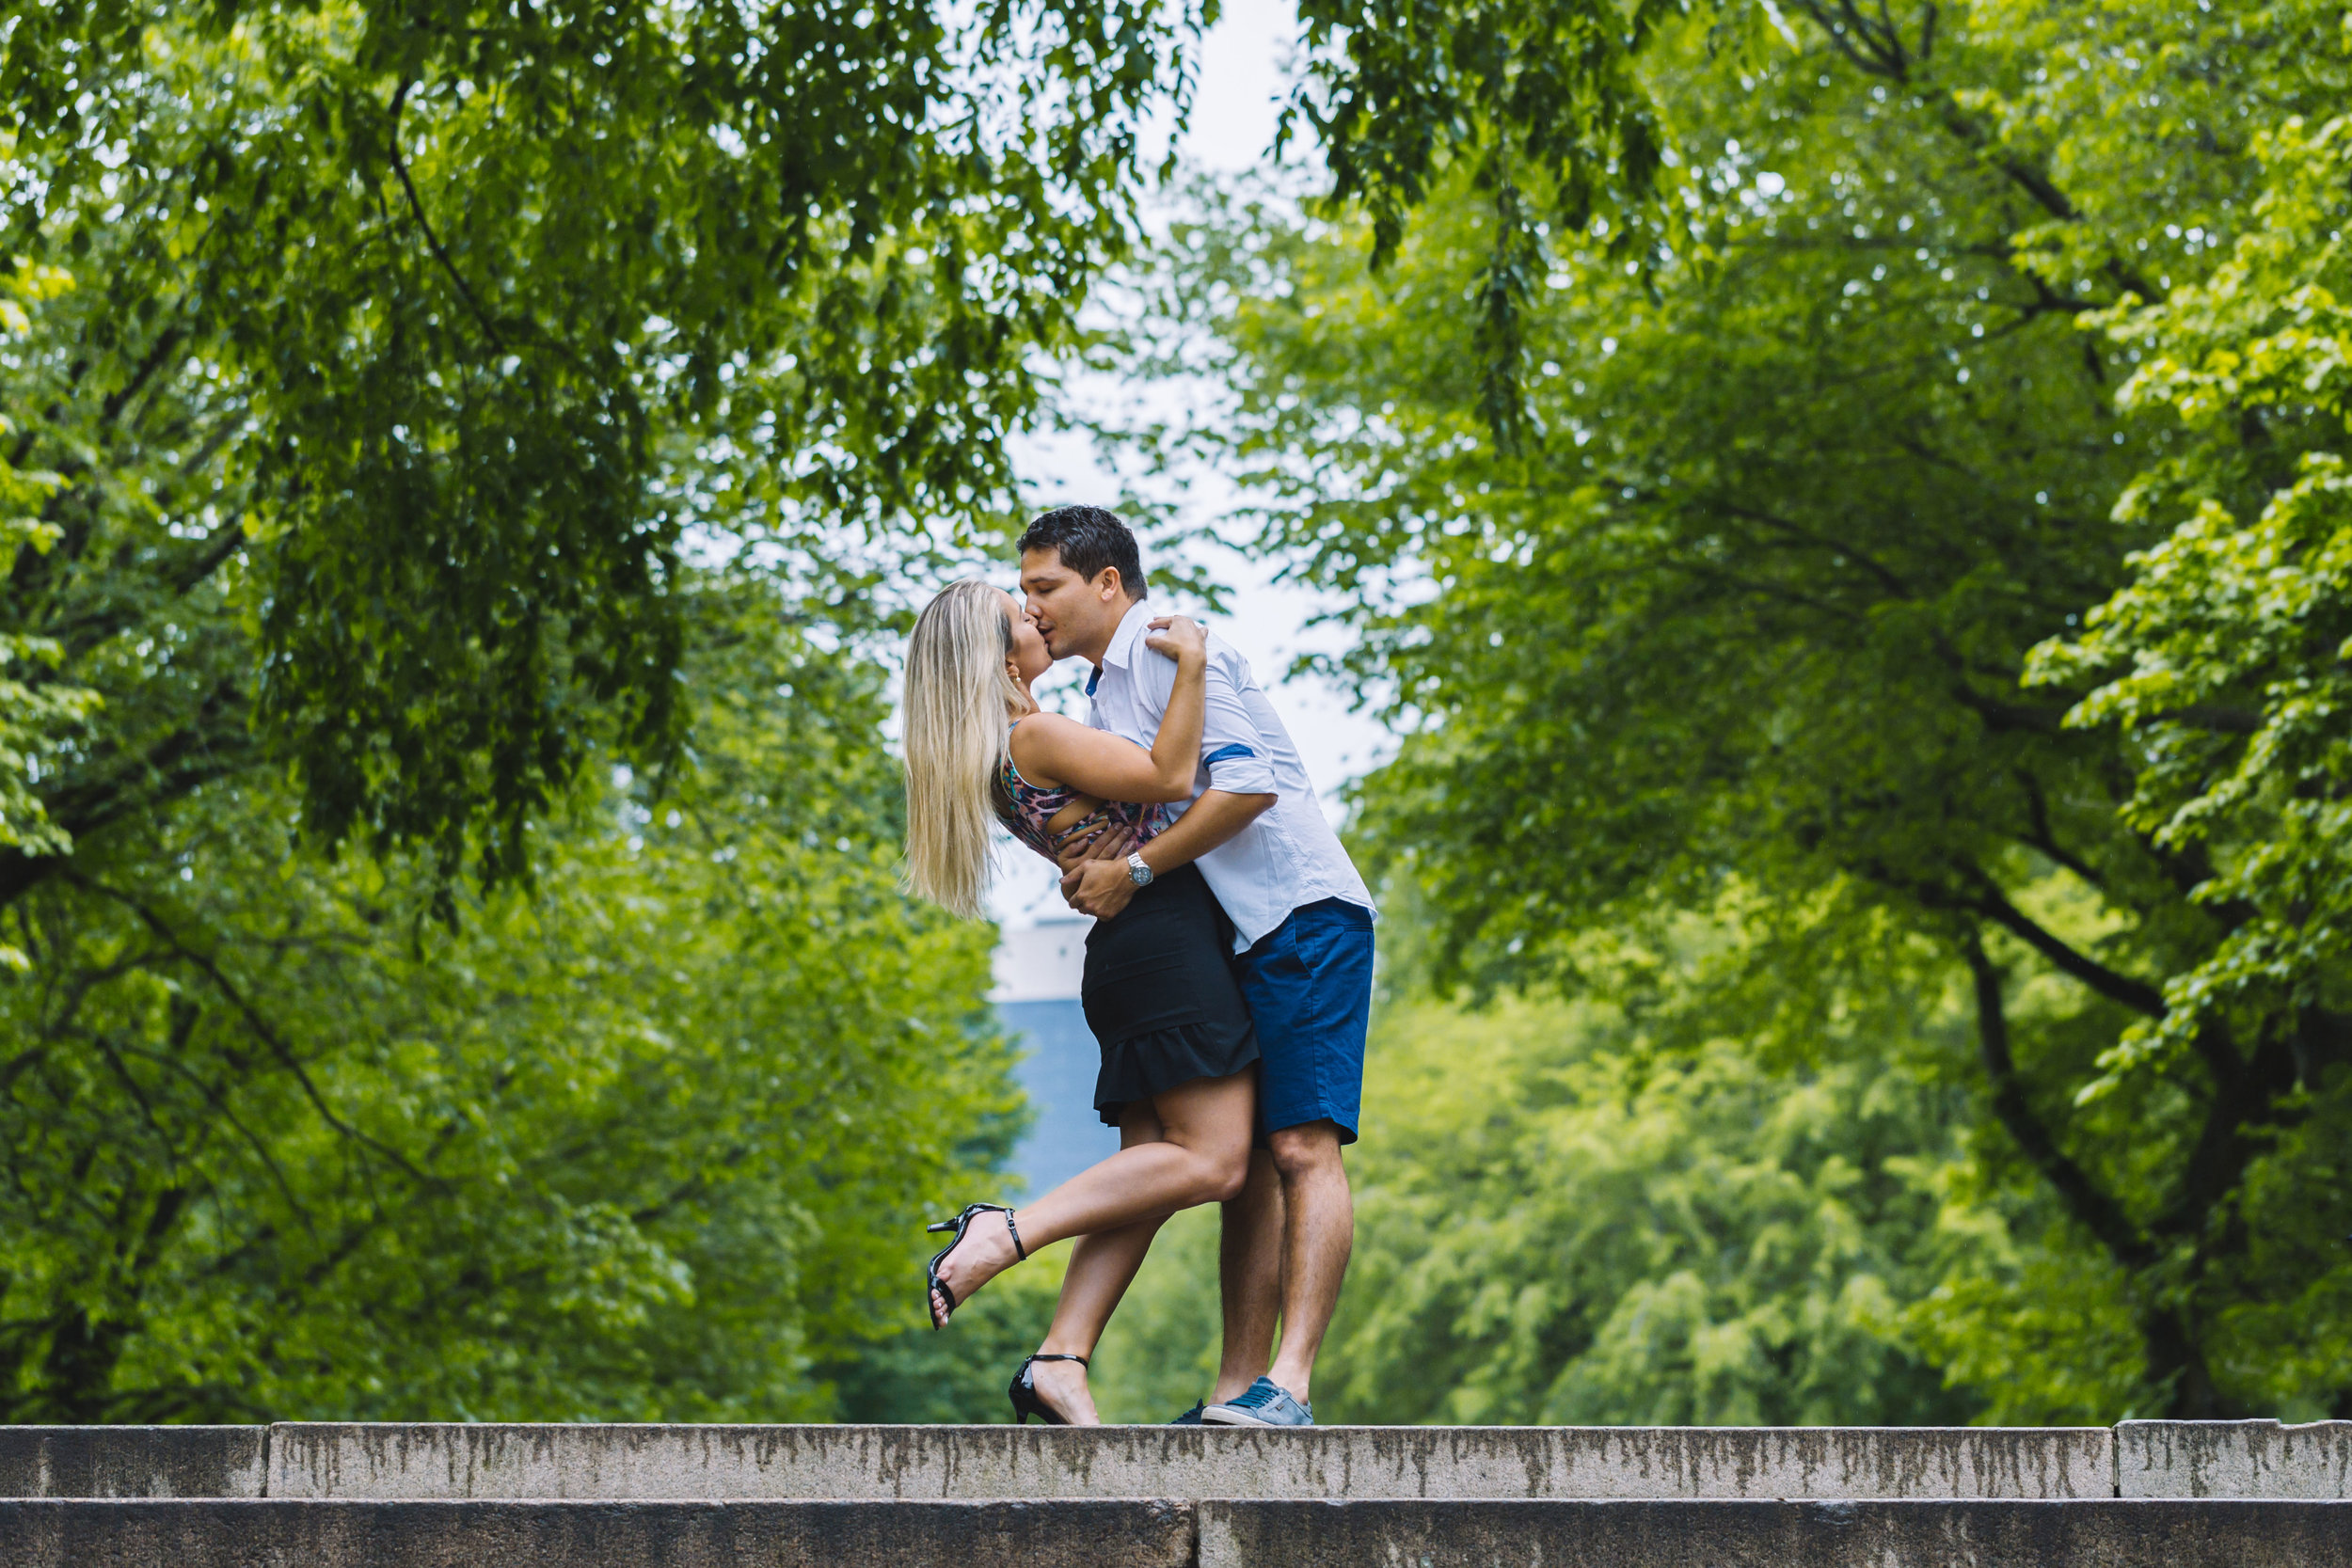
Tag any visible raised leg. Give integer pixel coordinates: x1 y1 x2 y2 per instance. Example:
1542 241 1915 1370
931 1068 1257 1328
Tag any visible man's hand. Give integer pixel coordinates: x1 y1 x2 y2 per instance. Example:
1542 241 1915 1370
1050 809 1136 876
1062 854 1139 921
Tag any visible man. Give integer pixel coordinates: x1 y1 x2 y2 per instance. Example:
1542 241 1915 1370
1018 503 1375 1429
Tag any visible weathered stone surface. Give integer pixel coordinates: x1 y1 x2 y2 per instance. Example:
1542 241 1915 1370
0 1428 265 1498
1196 1498 2352 1567
0 1497 1198 1567
2119 1419 2352 1498
7 1497 2343 1566
268 1421 2111 1501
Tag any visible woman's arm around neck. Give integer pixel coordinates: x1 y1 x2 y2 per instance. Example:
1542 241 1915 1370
1008 615 1208 802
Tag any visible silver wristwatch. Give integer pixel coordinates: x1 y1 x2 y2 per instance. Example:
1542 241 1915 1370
1126 852 1155 889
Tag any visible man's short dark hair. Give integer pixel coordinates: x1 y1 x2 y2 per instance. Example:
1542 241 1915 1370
1017 505 1147 601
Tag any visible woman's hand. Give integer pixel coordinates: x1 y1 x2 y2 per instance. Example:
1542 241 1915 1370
1049 807 1136 875
1144 614 1206 666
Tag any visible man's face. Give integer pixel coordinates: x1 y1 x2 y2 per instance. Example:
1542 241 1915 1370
1020 546 1126 661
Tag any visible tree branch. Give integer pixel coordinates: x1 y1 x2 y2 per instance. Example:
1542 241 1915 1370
0 683 255 913
2014 768 2108 891
1963 872 2169 1018
1963 929 2154 1268
388 79 507 354
98 326 188 427
62 872 445 1192
1930 103 2165 302
50 516 250 660
1711 500 1915 598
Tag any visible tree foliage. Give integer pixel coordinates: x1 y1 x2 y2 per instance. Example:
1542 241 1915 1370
1 0 1204 891
2035 112 2352 1102
1315 915 1979 1426
0 578 1017 1420
0 264 98 880
1166 0 2352 1418
0 0 1211 1417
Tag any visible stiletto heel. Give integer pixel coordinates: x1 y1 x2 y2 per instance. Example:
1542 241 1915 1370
1009 1353 1089 1425
923 1201 1026 1328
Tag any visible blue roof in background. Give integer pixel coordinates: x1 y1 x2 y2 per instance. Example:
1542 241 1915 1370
994 998 1119 1197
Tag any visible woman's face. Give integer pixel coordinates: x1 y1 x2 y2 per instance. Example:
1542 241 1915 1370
999 589 1053 684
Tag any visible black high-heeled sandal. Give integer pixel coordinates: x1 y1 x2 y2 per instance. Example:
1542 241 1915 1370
1009 1353 1089 1425
924 1202 1025 1328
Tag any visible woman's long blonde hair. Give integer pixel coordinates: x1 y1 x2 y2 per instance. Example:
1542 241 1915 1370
902 578 1031 919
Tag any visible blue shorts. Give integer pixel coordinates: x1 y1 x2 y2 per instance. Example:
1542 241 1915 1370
1232 898 1375 1144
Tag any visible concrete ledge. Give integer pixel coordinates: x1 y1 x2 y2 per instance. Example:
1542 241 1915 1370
11 1422 2352 1506
1196 1498 2352 1568
2119 1419 2352 1497
4 1497 2344 1566
0 1428 265 1498
267 1422 2112 1500
0 1498 1199 1568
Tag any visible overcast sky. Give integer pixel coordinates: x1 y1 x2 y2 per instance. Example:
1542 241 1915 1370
989 2 1398 928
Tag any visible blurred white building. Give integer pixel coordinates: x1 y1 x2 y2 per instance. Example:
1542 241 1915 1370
991 915 1120 1195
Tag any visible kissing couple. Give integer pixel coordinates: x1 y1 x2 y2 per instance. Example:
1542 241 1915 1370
900 505 1375 1428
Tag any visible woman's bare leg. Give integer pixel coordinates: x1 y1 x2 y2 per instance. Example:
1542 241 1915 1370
931 1068 1256 1329
1021 1221 1162 1423
1025 1105 1175 1424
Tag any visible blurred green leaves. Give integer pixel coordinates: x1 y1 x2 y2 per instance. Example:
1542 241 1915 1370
1160 0 2352 1418
0 576 1023 1419
0 0 1206 889
0 0 1196 1414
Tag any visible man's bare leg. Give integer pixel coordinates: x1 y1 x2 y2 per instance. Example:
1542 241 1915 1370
1211 1148 1283 1403
1263 1120 1352 1405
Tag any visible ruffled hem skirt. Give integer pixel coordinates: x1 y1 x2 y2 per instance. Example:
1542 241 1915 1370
1079 863 1260 1125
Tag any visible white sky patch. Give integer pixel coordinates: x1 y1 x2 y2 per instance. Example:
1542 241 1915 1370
987 1 1399 929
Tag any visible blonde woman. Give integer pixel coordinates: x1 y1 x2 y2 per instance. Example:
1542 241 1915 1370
902 578 1261 1425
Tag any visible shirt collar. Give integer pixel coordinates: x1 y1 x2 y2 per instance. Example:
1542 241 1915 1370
1099 599 1154 673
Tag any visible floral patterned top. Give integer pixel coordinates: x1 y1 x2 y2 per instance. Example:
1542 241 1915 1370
995 721 1175 863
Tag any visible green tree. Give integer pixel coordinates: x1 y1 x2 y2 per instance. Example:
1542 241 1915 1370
1326 925 1978 1426
1160 0 2352 1417
0 0 1203 895
0 0 1206 1417
0 262 97 890
2024 108 2352 1413
0 576 1021 1420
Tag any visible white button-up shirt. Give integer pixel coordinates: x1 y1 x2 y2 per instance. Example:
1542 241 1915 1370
1086 600 1375 953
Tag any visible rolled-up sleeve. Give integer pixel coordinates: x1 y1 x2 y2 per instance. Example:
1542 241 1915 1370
1200 659 1279 796
1129 636 1280 797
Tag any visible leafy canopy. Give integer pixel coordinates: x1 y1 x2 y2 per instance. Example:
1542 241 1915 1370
1 0 1203 889
0 575 1019 1420
1163 0 2352 1418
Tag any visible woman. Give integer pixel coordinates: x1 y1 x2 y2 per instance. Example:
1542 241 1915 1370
901 578 1260 1425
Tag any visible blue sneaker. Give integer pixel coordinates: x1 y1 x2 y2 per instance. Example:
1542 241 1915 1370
1201 1376 1313 1427
1168 1401 1206 1425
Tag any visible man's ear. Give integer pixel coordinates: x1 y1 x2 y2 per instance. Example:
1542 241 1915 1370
1093 567 1122 602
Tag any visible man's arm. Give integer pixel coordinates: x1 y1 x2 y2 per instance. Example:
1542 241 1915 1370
1061 788 1275 920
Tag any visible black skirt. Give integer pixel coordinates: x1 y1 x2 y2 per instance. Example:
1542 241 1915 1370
1080 863 1261 1124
